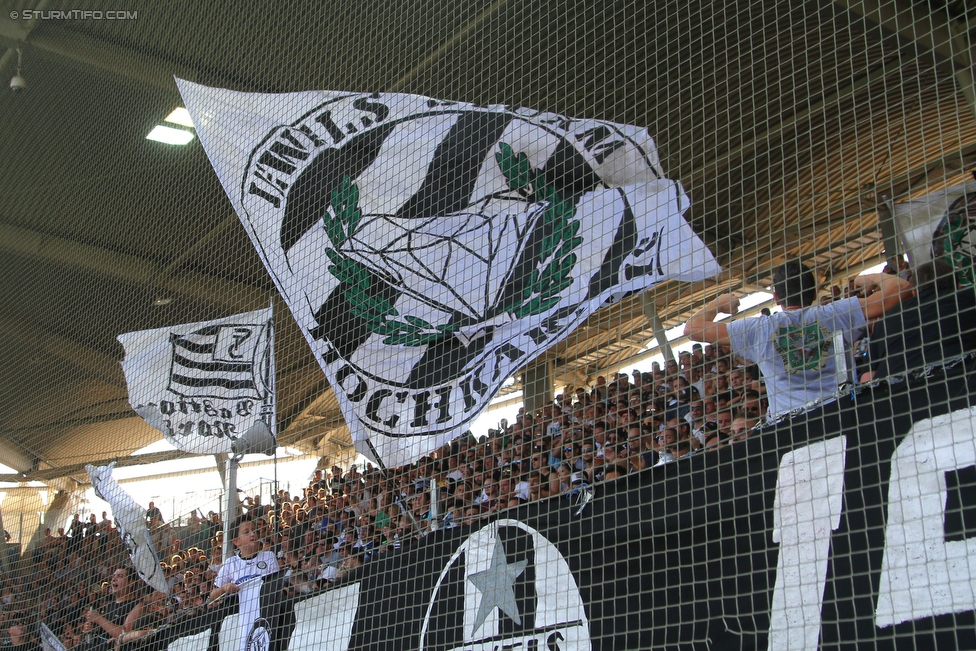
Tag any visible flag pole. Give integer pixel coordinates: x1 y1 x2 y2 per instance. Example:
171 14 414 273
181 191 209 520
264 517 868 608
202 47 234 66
268 301 281 554
221 454 237 562
363 438 424 535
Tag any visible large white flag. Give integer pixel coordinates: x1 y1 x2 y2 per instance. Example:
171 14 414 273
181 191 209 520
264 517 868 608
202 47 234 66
893 180 976 285
86 463 169 594
118 308 274 455
177 82 722 467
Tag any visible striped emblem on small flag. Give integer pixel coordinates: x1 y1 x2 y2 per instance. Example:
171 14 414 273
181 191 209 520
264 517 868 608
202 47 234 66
168 323 267 399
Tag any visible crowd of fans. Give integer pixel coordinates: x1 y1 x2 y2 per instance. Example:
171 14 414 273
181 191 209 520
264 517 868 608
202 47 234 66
0 341 768 651
6 259 976 650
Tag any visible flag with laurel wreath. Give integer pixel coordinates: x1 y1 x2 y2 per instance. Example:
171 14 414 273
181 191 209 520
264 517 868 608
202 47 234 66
178 82 722 467
893 180 976 286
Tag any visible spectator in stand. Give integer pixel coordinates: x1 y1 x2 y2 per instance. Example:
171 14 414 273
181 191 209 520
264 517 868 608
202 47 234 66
7 620 34 651
687 402 708 445
333 546 363 583
529 450 558 497
700 421 722 449
728 368 745 396
697 398 713 419
577 442 597 474
738 390 765 423
653 428 678 465
729 417 758 444
82 567 144 643
598 444 629 478
715 410 734 439
83 515 97 540
666 417 696 452
144 503 162 526
554 463 574 495
862 259 976 382
210 515 279 651
632 426 657 469
685 260 912 418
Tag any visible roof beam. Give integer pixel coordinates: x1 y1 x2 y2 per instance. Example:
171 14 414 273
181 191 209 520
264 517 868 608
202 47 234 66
834 0 976 120
0 0 49 76
729 138 976 284
689 47 909 185
0 221 271 312
833 0 965 68
0 317 124 388
0 17 198 92
0 449 194 484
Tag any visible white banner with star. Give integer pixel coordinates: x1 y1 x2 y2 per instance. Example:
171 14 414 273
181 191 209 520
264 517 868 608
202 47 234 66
178 81 722 467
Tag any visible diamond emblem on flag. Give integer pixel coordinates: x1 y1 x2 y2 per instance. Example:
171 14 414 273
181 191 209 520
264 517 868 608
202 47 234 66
177 84 722 466
344 199 538 320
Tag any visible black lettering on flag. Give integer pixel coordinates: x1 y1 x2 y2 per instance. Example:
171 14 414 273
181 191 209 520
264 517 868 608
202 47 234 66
314 110 347 143
171 353 252 374
365 389 403 427
280 123 396 253
256 130 312 175
575 125 627 165
405 331 489 388
352 94 390 126
409 386 453 428
623 230 665 280
491 343 525 381
169 375 257 391
459 366 489 411
394 112 513 221
335 364 369 402
247 182 281 208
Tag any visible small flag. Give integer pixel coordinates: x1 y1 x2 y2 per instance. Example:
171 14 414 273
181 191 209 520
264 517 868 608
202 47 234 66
168 325 265 399
39 622 67 651
893 180 976 285
86 462 169 594
118 308 274 455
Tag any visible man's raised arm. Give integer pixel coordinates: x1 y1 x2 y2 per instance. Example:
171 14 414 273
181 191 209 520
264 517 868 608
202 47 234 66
683 293 740 345
853 273 914 320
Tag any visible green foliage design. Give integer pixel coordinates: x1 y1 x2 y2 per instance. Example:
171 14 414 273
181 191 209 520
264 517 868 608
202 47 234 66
320 144 581 346
939 212 976 287
322 176 458 346
495 143 581 319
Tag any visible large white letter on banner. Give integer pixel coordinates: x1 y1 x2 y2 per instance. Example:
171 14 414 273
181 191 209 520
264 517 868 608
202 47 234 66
875 408 976 628
768 436 847 651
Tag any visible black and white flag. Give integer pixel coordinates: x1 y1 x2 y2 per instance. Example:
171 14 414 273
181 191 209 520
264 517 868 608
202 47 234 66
893 180 976 285
86 462 169 594
118 308 274 455
178 82 721 467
